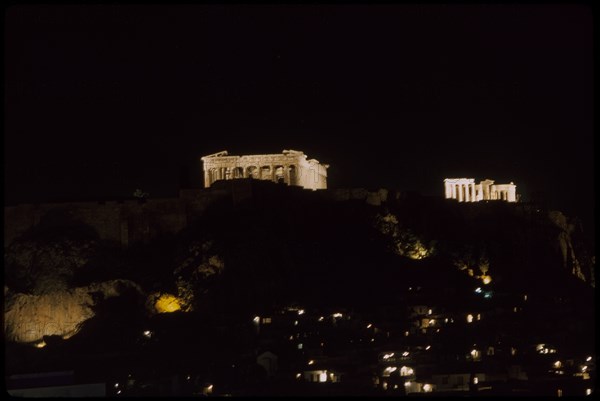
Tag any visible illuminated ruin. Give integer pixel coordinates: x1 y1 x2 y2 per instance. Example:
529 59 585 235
201 150 328 190
443 178 517 202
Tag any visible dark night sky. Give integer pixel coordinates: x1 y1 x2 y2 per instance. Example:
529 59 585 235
4 5 594 230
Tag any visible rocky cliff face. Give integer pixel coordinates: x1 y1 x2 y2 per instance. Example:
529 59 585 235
4 279 142 344
548 210 588 283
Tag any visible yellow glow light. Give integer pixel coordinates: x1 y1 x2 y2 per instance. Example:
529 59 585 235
34 340 46 348
154 294 182 313
482 275 492 285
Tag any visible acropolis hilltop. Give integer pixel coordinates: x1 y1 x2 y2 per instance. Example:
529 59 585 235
201 150 328 191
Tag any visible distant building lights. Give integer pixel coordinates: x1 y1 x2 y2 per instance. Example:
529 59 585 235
319 372 327 382
423 383 433 392
428 309 433 315
553 361 562 369
253 316 260 323
475 287 482 293
318 316 324 322
473 377 479 384
586 389 592 396
296 373 302 379
586 356 592 362
383 353 394 359
425 345 431 350
298 309 305 315
333 313 343 318
367 323 372 328
308 360 315 365
467 314 474 323
402 351 410 357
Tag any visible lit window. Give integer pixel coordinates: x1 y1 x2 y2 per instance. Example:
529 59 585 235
473 377 478 384
467 314 474 323
383 367 397 376
586 389 592 396
297 343 303 350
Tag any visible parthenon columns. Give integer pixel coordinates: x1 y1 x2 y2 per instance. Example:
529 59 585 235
444 178 517 203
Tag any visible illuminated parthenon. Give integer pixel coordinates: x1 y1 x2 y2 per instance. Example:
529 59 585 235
444 178 517 202
201 150 329 190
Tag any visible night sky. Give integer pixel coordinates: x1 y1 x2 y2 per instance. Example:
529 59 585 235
4 5 594 230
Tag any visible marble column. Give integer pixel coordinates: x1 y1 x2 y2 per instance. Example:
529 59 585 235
465 184 470 202
457 184 463 202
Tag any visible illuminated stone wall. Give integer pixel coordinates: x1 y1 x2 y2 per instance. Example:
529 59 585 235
443 178 517 203
201 150 328 190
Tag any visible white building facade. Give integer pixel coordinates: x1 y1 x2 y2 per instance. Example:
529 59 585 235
444 178 517 203
201 150 328 190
